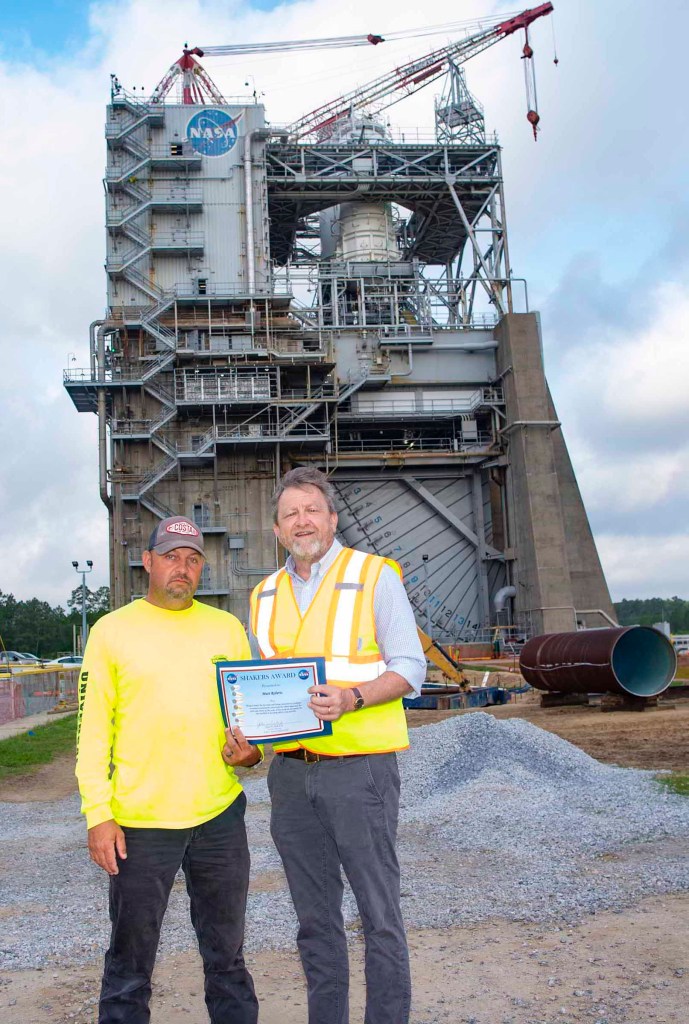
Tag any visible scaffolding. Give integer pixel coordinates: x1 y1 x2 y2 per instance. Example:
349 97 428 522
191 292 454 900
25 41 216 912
65 47 614 638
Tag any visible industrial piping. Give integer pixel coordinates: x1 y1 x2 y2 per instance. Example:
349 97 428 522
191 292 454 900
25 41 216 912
493 585 516 612
96 324 113 513
519 626 677 698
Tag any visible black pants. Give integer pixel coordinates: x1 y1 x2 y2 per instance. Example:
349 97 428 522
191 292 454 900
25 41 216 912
99 794 258 1024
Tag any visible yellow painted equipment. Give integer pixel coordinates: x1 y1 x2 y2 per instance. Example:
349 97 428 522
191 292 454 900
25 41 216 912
417 627 468 687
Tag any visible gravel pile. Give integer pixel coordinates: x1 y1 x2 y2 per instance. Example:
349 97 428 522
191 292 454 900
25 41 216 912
2 712 689 970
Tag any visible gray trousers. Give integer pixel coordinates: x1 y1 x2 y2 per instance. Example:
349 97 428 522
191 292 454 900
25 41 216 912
268 752 411 1024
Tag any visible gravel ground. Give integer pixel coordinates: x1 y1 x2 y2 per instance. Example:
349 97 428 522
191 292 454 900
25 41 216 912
2 712 689 971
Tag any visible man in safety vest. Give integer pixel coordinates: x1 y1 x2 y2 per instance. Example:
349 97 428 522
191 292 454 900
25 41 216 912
250 467 425 1024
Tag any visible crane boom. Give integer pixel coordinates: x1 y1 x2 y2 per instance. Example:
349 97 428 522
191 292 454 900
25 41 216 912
199 33 385 56
287 3 553 140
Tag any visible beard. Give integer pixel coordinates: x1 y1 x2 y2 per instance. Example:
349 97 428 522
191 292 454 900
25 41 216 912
165 578 194 600
284 533 330 561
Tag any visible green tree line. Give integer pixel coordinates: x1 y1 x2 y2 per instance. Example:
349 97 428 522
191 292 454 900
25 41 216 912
0 586 110 659
2 589 688 655
614 597 689 633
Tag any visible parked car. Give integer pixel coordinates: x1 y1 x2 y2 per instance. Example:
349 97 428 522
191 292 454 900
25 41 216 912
46 655 84 667
0 650 41 666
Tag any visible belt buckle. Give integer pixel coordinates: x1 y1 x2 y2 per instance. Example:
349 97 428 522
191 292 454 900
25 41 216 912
303 750 320 764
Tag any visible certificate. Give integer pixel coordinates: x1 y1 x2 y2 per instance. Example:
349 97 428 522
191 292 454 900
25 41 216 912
215 657 333 744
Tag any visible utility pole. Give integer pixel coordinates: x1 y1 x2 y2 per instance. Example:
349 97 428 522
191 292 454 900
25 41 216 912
72 560 94 654
422 554 431 638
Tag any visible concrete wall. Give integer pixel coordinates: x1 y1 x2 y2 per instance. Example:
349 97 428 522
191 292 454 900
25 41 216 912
495 313 613 635
546 386 617 628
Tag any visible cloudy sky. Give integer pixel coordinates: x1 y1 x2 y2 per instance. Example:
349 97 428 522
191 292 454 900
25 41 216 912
1 0 687 606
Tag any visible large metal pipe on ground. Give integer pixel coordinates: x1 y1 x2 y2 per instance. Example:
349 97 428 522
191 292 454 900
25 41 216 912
519 627 676 698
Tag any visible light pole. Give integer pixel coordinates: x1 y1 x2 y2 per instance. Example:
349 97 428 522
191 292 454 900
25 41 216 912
422 554 431 638
72 560 93 654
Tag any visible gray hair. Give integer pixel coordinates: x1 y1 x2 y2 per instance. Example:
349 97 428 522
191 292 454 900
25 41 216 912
271 467 337 522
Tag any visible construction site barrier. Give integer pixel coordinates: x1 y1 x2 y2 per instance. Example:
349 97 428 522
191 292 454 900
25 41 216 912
0 668 79 726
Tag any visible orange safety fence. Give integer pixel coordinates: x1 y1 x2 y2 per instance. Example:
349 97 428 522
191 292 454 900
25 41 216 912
0 668 80 726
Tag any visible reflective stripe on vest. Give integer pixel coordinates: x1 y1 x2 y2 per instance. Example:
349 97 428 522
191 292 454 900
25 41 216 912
253 568 284 658
253 550 383 673
249 547 409 755
331 549 368 658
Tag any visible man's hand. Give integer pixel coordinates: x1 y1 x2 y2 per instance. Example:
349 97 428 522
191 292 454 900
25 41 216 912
88 819 127 876
308 683 355 722
222 726 261 767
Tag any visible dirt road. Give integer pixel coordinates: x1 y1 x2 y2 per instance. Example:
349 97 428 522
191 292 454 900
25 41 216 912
2 699 688 1023
3 896 688 1024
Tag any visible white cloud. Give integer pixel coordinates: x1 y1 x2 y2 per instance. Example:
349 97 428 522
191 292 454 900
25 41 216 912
597 533 689 602
545 276 689 540
1 0 688 604
574 442 689 516
563 281 689 424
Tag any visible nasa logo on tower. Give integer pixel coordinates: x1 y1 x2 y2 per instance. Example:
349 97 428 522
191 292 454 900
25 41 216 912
186 108 242 157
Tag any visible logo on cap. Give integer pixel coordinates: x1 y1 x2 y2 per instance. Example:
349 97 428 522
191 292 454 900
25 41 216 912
166 522 200 537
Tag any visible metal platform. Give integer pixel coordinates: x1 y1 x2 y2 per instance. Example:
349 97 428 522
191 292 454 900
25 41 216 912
266 140 500 266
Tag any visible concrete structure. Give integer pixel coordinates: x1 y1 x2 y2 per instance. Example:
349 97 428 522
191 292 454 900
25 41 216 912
65 61 614 640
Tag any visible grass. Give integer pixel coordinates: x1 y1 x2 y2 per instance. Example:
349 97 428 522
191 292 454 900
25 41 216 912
0 713 77 779
656 772 689 797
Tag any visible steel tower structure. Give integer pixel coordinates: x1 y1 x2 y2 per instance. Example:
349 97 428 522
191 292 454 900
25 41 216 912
65 12 615 640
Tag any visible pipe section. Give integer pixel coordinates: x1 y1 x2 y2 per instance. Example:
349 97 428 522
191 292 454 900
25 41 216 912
493 585 516 613
96 325 112 512
244 131 256 296
89 319 105 377
429 341 498 351
519 627 676 698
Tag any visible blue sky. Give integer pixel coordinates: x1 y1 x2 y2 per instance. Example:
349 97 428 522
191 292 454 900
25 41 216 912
3 0 283 54
1 0 688 606
3 0 91 53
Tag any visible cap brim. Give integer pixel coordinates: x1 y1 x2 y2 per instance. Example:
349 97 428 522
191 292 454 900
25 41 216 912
151 539 205 556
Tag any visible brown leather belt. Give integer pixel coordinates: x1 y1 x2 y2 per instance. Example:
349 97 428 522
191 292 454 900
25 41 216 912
280 749 360 764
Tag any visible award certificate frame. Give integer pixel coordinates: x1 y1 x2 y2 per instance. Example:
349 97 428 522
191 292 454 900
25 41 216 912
215 657 333 744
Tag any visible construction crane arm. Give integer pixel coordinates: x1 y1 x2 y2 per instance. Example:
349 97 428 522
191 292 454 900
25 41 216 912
417 627 468 687
287 3 553 140
148 4 552 125
198 33 385 56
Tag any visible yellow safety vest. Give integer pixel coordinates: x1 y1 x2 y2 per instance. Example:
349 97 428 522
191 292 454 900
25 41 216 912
250 547 409 755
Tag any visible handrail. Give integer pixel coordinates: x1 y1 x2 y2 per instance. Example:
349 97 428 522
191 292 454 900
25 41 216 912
335 433 494 453
122 455 177 496
344 388 503 417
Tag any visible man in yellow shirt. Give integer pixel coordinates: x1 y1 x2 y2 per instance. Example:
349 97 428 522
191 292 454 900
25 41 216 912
76 516 260 1024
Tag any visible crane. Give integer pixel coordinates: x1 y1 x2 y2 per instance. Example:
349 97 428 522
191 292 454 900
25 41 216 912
147 5 554 139
287 4 553 141
150 32 389 106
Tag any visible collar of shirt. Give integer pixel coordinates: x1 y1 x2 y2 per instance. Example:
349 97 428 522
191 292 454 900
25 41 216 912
285 538 343 589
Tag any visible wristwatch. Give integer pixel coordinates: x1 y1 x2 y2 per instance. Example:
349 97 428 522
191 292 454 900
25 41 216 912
351 687 365 711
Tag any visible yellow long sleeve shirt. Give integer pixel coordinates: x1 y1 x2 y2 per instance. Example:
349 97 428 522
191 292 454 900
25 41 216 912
76 598 250 830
